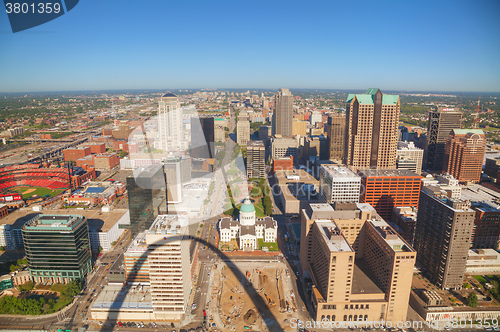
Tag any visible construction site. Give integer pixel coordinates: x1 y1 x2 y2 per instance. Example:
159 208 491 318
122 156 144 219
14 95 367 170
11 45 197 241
206 261 299 332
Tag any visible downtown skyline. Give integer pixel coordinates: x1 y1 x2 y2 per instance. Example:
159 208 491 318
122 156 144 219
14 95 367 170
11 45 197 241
0 0 499 93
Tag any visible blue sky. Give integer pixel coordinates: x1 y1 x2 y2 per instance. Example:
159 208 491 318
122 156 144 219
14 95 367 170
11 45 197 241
0 0 499 92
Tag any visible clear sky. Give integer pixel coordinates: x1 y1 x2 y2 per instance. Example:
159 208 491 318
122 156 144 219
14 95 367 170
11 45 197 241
0 0 499 92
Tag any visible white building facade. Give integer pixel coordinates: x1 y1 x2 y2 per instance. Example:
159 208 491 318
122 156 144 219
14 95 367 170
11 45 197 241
319 165 361 203
157 93 183 152
219 197 277 251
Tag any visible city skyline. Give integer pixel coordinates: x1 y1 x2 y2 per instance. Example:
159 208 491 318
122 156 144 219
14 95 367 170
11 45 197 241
0 0 499 92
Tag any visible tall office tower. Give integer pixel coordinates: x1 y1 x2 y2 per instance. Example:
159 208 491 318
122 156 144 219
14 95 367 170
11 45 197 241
358 169 421 222
344 89 400 171
423 107 462 172
413 191 474 289
272 88 293 137
236 110 250 146
157 93 183 152
398 126 409 142
146 214 191 320
164 156 191 204
124 231 150 284
22 214 92 284
246 141 265 178
397 141 423 175
300 203 415 323
326 113 345 162
124 164 167 237
190 117 215 159
319 165 361 203
214 118 227 142
471 202 500 250
443 129 485 183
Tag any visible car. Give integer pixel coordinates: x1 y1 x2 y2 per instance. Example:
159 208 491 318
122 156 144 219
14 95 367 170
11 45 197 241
192 303 197 310
207 272 210 276
117 322 123 327
171 323 176 328
203 309 206 316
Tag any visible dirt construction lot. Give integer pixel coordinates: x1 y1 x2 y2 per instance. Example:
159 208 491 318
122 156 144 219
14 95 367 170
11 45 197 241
214 262 298 331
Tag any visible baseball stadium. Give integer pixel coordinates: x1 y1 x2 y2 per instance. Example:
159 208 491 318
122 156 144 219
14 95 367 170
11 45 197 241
0 163 96 202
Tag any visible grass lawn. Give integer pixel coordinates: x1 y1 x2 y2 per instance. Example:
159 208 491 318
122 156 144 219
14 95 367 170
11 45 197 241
474 275 487 284
52 298 72 312
15 187 63 199
258 238 279 251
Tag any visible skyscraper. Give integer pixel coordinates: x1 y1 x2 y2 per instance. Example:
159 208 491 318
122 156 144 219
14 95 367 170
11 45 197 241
246 141 265 178
236 110 250 146
124 164 167 237
443 129 485 183
326 113 345 162
272 89 293 137
23 214 92 284
423 107 462 172
190 117 215 159
413 190 474 289
344 89 400 171
157 93 183 152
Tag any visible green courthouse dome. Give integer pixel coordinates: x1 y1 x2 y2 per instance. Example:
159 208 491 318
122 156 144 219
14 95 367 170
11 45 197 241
240 196 255 213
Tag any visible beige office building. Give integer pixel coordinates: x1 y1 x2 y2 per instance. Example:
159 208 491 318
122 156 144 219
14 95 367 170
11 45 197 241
293 120 308 136
344 89 400 171
326 113 345 162
247 141 266 178
273 89 293 137
237 110 250 146
300 203 416 323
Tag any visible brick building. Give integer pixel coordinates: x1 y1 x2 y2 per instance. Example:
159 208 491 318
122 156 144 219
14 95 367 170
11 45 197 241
83 143 106 154
443 129 485 183
92 153 119 170
63 147 91 162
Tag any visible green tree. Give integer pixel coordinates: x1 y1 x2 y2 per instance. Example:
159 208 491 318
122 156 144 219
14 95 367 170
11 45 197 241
467 292 478 308
0 246 4 251
63 280 81 298
98 246 103 252
111 241 117 246
9 264 17 272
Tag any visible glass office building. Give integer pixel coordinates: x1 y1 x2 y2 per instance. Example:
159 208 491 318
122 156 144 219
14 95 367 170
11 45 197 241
123 164 167 237
22 214 92 285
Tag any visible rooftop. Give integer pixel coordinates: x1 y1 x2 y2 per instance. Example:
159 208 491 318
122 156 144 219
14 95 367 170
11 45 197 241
320 165 360 180
92 284 153 310
369 219 413 252
316 220 353 253
358 169 420 178
24 214 85 230
149 214 188 234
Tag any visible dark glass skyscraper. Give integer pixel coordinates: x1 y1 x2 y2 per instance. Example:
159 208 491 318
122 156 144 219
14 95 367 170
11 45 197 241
124 164 167 237
22 214 92 285
190 117 215 159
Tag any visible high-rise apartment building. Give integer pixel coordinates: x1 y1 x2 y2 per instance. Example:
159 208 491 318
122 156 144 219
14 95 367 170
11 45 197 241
397 141 423 175
326 113 345 162
471 201 500 250
413 191 474 289
146 214 191 320
237 110 250 146
190 117 215 159
246 141 266 179
22 214 92 284
272 89 293 137
157 93 183 152
319 165 360 203
300 203 415 323
443 129 485 183
424 107 462 172
344 89 400 171
358 169 421 222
